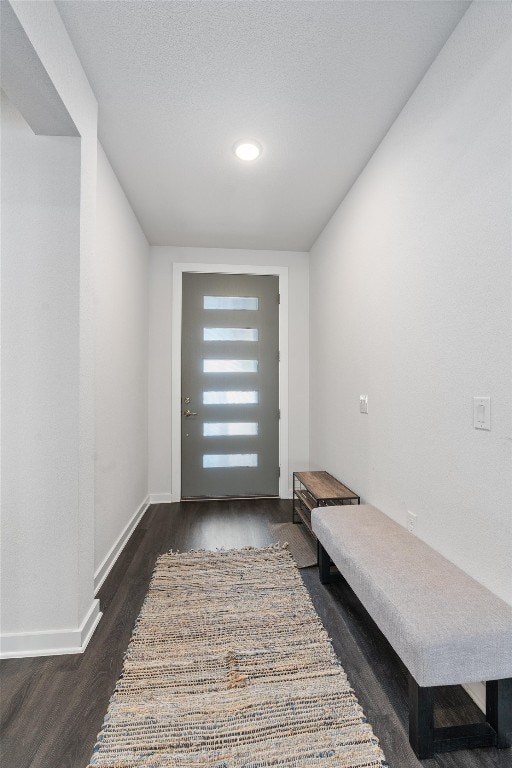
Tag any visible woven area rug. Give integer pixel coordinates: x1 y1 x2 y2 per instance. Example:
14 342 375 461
270 521 317 568
88 545 386 768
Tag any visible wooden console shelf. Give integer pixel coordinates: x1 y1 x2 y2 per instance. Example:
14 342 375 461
292 470 359 536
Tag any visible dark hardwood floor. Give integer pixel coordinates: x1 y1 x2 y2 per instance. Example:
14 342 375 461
1 500 510 768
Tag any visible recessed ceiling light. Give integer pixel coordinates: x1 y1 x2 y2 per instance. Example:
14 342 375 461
234 140 262 161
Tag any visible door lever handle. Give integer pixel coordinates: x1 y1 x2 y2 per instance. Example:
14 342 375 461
183 409 198 417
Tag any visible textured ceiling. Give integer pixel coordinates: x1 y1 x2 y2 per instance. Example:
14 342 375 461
56 0 470 251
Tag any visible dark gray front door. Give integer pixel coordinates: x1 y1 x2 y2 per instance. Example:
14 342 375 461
181 273 279 498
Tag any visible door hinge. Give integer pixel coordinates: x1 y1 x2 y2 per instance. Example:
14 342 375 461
277 293 280 304
278 467 281 478
278 409 281 420
277 350 280 362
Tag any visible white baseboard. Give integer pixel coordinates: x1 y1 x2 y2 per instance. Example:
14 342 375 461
0 599 102 659
463 681 486 713
149 493 173 503
150 493 292 502
94 496 150 594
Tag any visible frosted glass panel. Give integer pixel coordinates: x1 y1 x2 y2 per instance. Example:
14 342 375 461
203 360 258 373
203 391 258 405
203 454 258 468
204 296 258 310
203 423 258 437
204 328 258 342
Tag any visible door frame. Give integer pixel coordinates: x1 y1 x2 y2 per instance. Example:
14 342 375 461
171 263 289 501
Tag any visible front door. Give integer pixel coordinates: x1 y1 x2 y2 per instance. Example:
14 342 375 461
181 273 279 498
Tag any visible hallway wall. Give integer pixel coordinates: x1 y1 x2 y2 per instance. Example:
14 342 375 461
94 144 150 590
1 93 82 637
1 1 151 655
309 1 512 604
0 0 99 656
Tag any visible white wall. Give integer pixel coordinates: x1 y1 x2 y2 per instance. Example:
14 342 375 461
149 246 309 500
309 1 512 604
6 1 99 635
1 0 100 657
1 92 82 634
94 144 149 590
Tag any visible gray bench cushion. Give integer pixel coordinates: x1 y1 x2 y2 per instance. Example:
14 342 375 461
312 504 512 687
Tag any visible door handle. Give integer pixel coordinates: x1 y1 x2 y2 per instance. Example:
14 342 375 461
183 409 198 417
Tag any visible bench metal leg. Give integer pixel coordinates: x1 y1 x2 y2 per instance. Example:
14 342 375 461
408 674 512 758
318 541 331 584
487 678 512 748
409 676 434 759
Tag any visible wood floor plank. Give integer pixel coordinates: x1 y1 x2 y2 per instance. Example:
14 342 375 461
1 500 510 768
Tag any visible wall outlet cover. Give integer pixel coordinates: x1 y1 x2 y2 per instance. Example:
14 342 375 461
407 510 417 534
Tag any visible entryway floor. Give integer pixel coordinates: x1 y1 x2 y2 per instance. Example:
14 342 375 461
1 499 509 768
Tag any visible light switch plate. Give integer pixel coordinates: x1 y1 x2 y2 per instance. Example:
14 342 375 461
359 394 368 414
473 396 490 430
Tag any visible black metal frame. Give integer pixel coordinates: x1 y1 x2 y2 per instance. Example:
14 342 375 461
317 541 512 759
409 675 512 759
318 540 332 584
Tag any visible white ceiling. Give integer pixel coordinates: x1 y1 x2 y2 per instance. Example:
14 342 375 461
56 0 470 251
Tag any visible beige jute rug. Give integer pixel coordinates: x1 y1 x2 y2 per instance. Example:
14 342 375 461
270 521 317 568
88 545 386 768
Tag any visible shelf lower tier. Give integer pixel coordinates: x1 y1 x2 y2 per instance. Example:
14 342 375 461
293 497 314 533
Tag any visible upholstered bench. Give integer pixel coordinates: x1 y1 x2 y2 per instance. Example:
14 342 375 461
311 504 512 759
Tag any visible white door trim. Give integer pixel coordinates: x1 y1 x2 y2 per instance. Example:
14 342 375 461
171 263 289 501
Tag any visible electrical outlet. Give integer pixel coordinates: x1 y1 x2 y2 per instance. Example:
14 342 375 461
407 510 417 534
